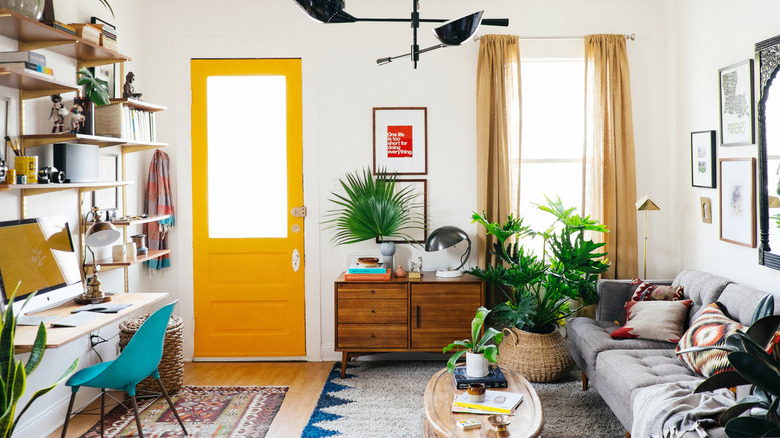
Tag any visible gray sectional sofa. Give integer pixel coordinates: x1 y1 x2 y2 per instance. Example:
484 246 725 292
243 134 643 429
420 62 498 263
567 270 772 437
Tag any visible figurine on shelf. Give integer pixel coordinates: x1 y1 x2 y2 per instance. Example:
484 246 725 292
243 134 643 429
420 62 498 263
123 71 143 100
394 265 407 278
49 94 68 133
68 102 85 134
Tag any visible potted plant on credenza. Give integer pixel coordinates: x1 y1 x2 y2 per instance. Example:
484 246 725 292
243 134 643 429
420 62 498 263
469 197 609 382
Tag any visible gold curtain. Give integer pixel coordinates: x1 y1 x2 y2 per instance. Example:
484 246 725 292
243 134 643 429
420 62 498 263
476 34 521 306
584 34 638 279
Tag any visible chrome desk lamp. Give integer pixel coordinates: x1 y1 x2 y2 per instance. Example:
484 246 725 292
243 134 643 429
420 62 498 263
425 226 471 278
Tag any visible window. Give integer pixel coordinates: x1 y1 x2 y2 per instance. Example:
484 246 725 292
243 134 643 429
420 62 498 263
511 59 585 252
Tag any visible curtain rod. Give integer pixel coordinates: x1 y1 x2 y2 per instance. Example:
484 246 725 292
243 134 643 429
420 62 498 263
473 33 636 42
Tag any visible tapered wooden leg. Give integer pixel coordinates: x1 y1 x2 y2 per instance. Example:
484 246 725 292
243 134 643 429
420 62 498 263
100 389 105 437
60 391 77 438
581 372 589 391
155 377 188 435
129 395 145 438
625 431 631 438
340 352 349 378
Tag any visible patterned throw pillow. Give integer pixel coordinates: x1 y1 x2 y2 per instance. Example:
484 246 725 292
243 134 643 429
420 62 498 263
676 303 746 377
629 278 684 301
611 299 693 342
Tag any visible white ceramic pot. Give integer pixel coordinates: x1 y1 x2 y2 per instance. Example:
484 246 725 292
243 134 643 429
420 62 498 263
465 351 489 378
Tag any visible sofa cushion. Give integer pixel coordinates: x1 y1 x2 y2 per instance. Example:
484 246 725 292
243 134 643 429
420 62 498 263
717 283 771 325
594 349 702 427
568 317 674 370
676 303 746 377
671 270 732 325
612 300 692 342
630 278 684 301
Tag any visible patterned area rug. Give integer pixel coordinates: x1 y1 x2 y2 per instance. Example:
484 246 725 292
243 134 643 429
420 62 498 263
80 386 288 438
301 361 624 438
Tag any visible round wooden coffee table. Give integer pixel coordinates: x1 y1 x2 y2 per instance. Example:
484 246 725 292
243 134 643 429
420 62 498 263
423 367 543 438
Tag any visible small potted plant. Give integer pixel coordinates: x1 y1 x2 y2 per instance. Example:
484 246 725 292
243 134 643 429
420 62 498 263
443 306 504 377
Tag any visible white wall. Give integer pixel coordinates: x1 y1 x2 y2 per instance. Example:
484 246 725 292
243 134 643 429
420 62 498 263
137 0 671 362
669 0 780 295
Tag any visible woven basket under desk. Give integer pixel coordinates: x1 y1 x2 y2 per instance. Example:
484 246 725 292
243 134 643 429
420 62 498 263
119 314 184 393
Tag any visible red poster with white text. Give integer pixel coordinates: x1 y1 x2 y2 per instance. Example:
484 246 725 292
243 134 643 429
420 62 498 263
386 125 413 158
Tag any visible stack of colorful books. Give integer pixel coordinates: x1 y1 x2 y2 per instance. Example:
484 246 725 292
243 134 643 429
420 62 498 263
0 51 53 76
451 390 524 414
343 261 390 281
90 17 118 52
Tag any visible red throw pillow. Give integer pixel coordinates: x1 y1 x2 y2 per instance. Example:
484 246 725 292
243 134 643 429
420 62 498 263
611 299 693 343
676 303 746 377
629 278 684 301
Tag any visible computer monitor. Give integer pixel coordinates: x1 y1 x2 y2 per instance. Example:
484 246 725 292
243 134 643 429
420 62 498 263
0 216 83 313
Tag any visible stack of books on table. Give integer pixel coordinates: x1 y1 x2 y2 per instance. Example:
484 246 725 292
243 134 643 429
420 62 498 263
0 51 53 76
451 365 508 389
451 390 524 414
343 263 391 281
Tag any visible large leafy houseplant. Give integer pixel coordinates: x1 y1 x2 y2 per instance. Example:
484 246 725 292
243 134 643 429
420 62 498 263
77 68 111 107
470 197 609 333
442 306 503 373
678 296 780 437
0 285 78 437
324 168 425 245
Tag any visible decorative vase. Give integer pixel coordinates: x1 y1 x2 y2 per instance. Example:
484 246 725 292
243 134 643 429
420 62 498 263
497 326 573 382
379 241 396 268
0 0 43 20
465 351 489 378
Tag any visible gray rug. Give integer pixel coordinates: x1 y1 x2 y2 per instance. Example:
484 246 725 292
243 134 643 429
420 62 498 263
302 361 625 437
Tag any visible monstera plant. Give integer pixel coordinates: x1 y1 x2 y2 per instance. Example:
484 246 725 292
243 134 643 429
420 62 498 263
0 285 78 438
678 296 780 437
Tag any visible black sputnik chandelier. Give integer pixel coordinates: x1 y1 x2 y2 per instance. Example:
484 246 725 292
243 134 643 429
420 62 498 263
293 0 510 68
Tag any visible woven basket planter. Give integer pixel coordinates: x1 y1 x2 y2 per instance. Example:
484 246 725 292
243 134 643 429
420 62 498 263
497 326 573 383
119 314 184 393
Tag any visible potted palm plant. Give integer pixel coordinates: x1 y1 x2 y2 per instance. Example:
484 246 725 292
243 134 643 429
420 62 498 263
469 197 609 382
324 168 426 264
75 68 111 135
443 306 504 377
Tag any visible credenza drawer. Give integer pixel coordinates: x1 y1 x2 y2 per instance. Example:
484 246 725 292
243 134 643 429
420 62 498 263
337 283 406 300
338 298 408 324
336 324 408 349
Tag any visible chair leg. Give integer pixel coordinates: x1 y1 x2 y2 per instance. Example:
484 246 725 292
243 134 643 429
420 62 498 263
581 372 589 391
129 395 145 438
60 391 77 438
100 389 105 438
155 377 188 436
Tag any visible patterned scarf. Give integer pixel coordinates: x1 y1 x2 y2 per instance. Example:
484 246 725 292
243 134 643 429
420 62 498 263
144 149 175 269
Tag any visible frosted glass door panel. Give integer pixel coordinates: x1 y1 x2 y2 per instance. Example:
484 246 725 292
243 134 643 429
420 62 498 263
207 76 288 238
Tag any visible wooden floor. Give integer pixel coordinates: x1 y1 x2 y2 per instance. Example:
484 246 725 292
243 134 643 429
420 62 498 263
48 361 335 438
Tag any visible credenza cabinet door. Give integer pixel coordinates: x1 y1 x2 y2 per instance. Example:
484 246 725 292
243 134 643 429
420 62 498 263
410 283 482 349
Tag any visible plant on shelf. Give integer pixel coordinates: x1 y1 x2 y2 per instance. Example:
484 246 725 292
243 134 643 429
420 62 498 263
77 68 111 107
0 284 78 438
678 296 780 437
468 196 609 382
443 306 503 377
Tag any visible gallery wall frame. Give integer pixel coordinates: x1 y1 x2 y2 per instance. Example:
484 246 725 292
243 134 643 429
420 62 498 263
719 157 756 247
691 130 716 188
719 59 755 146
373 107 427 175
375 179 428 244
92 154 120 211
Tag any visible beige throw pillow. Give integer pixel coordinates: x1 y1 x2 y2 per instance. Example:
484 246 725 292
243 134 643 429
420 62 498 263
611 299 693 343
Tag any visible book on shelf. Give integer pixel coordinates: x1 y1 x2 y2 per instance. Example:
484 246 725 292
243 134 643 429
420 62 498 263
0 51 46 66
69 23 101 44
94 104 157 141
347 263 387 274
54 21 76 36
0 62 53 76
343 270 391 281
100 35 118 52
452 390 523 414
451 365 508 389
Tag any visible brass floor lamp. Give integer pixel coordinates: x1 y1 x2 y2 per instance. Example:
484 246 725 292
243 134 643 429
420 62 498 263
636 196 660 279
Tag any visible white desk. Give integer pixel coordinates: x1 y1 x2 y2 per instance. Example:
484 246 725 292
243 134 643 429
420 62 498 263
14 292 168 353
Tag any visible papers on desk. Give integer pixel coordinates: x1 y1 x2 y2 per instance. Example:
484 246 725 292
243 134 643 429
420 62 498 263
16 315 57 326
73 304 131 314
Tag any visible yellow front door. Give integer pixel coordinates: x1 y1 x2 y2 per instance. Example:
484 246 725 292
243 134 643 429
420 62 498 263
191 58 305 358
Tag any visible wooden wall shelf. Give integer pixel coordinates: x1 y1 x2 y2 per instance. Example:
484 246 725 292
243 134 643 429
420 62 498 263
95 249 171 267
0 68 78 100
19 134 168 153
108 98 167 112
86 214 171 228
0 181 130 195
0 9 75 51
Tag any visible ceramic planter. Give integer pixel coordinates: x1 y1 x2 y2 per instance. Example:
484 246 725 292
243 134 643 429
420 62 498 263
465 351 489 378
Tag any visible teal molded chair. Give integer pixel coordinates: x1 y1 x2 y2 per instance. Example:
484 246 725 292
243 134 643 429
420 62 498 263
60 301 188 438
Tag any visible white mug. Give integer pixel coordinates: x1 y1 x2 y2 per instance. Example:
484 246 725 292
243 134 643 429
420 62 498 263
112 244 126 262
125 242 137 260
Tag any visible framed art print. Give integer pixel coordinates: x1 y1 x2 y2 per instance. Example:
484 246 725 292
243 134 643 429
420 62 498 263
375 179 428 244
373 107 427 175
719 158 756 247
719 60 755 146
691 130 716 188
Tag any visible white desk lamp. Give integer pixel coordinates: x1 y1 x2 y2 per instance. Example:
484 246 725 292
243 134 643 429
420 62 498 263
82 209 121 303
425 226 471 278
